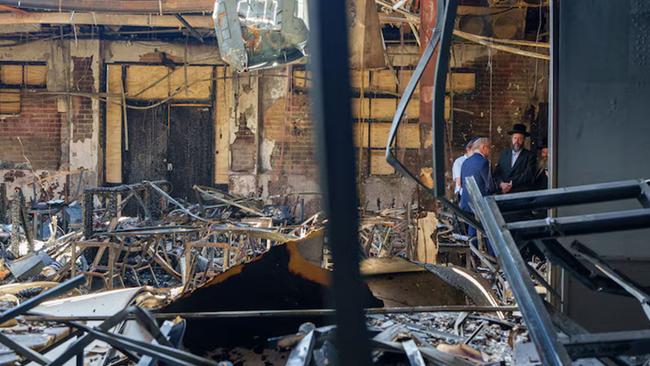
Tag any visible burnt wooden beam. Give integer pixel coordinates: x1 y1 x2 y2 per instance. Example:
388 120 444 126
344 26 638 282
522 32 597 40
0 12 214 29
175 14 204 42
0 0 214 13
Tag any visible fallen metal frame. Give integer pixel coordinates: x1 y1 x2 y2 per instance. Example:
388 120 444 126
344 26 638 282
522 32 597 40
466 177 650 365
193 185 267 217
571 240 650 321
0 275 217 366
61 307 213 366
0 275 85 365
40 304 216 366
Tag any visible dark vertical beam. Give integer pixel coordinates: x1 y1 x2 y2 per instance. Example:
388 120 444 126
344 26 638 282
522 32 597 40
82 190 94 238
0 183 5 224
307 1 372 365
548 0 559 191
547 0 563 312
432 0 457 196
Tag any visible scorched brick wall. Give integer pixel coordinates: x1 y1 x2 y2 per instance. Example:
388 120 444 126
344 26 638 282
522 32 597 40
0 94 61 170
263 92 316 177
263 81 317 177
71 57 94 142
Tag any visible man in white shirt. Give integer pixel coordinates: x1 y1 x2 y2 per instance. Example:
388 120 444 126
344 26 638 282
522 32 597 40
452 138 477 200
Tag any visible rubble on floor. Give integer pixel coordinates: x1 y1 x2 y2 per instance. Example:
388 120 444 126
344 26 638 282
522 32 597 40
0 180 540 365
0 181 424 293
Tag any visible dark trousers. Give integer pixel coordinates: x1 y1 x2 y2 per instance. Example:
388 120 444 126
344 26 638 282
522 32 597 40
465 210 495 257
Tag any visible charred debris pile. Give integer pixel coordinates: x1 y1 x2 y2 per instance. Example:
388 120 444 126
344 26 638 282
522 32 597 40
0 180 536 365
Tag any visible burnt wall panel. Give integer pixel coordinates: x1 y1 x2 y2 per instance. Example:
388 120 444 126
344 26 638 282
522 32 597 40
123 104 168 185
558 0 650 331
168 106 214 201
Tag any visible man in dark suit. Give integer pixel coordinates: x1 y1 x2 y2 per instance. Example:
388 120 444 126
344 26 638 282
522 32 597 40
533 137 549 191
460 137 496 255
460 137 495 212
494 123 537 194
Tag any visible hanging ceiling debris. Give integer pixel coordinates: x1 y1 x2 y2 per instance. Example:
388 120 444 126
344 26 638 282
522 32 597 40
212 0 309 72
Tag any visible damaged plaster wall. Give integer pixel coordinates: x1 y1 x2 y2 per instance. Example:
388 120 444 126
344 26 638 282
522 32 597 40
0 39 100 201
257 69 321 216
223 65 424 216
68 40 101 191
228 72 260 196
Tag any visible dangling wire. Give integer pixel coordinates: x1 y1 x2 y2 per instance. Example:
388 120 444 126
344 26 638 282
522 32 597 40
69 11 77 47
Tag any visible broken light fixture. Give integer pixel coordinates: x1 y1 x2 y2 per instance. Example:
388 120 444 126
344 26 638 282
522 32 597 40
213 0 309 72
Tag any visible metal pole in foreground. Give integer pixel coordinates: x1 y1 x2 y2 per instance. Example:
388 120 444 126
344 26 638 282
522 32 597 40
307 0 373 365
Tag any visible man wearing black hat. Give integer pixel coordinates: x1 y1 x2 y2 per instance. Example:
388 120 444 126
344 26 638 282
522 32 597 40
494 123 537 195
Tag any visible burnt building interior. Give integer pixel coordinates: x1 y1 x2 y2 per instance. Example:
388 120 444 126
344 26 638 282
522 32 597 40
0 0 645 365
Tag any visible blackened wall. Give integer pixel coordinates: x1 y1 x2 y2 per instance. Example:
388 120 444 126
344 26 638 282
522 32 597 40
558 0 650 331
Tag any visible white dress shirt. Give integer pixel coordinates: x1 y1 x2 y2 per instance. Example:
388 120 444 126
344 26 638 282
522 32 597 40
452 154 468 194
511 149 521 167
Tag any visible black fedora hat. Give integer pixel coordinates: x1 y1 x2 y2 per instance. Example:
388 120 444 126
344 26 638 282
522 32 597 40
540 137 548 148
508 123 530 137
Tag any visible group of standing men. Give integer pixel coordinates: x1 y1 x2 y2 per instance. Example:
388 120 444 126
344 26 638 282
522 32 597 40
451 123 548 255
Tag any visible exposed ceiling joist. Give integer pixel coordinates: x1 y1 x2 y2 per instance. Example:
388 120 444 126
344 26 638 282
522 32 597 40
175 14 204 42
0 12 214 28
0 0 214 14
